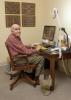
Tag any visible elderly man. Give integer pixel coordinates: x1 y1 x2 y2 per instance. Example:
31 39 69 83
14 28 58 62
5 24 44 85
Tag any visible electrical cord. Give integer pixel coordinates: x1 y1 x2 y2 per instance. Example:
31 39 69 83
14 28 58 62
61 52 69 76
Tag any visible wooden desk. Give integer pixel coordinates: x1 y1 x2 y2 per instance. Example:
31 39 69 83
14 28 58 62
39 49 71 91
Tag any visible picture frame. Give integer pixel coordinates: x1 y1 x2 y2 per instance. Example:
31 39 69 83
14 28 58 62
42 26 56 41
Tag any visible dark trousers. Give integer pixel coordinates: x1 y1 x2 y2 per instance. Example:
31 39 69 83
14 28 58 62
44 58 50 69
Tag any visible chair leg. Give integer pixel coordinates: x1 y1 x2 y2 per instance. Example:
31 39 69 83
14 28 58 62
10 75 20 90
10 71 36 90
23 73 36 86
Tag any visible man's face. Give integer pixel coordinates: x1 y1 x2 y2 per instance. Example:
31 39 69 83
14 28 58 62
11 24 21 37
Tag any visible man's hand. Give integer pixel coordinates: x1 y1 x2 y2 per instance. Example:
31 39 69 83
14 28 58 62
35 45 41 51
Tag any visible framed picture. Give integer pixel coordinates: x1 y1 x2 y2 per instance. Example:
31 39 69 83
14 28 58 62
5 1 35 27
42 26 56 41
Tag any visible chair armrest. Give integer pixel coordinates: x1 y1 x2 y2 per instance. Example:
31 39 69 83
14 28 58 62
15 54 28 58
12 54 29 65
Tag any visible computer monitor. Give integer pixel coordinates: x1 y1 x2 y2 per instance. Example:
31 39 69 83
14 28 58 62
42 26 56 41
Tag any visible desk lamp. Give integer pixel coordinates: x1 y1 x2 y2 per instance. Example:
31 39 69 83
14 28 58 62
53 8 69 48
52 8 70 57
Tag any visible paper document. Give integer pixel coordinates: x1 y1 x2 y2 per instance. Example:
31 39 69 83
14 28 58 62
50 47 60 52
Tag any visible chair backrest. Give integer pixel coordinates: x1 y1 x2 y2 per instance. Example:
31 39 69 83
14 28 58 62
5 43 13 61
42 26 56 41
5 43 15 70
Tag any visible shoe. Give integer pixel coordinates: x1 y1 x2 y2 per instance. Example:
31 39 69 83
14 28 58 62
5 70 19 75
50 86 54 91
33 82 37 87
35 79 40 85
32 76 40 87
35 76 40 85
24 72 35 80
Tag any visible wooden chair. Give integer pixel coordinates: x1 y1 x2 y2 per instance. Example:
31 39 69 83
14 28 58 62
5 44 37 90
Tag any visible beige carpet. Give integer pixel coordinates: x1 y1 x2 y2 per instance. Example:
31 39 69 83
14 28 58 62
0 66 71 100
